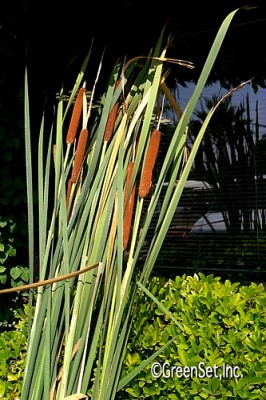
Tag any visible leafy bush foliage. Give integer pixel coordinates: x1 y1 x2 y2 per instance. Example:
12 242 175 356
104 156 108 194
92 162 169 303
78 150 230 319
119 274 266 399
0 217 17 286
0 304 29 399
0 216 29 291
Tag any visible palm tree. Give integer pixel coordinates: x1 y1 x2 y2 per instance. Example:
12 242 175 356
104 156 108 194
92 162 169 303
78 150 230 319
189 94 256 233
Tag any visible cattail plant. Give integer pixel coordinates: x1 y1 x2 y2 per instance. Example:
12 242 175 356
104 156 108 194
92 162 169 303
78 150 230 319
20 8 248 400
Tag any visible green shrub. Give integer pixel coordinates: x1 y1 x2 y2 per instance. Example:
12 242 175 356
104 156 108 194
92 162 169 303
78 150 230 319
0 217 17 287
0 304 29 399
0 216 29 291
118 273 266 399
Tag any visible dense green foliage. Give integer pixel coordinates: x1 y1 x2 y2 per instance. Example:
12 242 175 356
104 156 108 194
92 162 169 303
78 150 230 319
1 274 266 399
0 216 29 291
119 274 266 399
0 305 28 399
0 217 16 287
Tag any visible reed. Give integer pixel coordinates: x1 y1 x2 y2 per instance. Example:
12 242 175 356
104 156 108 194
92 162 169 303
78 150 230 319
20 9 245 400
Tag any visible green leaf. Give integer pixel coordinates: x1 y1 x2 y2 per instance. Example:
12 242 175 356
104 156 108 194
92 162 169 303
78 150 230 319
10 266 22 280
209 378 221 394
178 347 188 366
125 386 140 398
20 267 30 282
183 323 193 335
7 373 18 382
0 275 7 284
0 379 7 396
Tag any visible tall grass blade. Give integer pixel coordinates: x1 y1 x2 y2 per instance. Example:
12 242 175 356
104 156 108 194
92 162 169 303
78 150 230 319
24 67 34 328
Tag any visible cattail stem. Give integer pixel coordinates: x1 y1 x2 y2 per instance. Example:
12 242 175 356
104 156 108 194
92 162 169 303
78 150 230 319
66 179 73 209
139 129 161 198
123 162 136 250
66 87 86 145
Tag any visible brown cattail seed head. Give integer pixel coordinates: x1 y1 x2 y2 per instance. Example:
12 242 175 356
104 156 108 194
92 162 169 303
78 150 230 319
66 88 86 145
